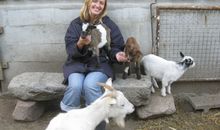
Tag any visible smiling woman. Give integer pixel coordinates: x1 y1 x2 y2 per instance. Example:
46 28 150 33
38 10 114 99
80 0 107 24
89 0 106 21
60 0 128 130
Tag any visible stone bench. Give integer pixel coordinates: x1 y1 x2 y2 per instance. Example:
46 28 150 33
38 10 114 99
8 72 176 121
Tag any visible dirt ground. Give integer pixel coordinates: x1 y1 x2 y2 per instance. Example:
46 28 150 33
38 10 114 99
0 95 220 130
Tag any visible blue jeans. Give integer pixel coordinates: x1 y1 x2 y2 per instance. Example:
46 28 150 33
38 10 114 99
60 71 108 111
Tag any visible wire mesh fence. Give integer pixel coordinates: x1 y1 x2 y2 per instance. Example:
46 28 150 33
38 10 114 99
155 7 220 81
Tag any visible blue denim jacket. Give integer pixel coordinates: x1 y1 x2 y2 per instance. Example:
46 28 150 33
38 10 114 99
63 16 125 83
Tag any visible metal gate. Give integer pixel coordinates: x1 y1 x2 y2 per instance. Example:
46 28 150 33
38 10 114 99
0 26 4 92
153 4 220 81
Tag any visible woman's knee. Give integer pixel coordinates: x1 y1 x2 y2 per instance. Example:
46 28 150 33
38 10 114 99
83 72 108 104
83 81 102 94
67 73 85 91
83 72 108 91
68 73 84 85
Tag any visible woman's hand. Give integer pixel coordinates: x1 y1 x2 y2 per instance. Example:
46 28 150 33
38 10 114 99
77 35 91 49
116 51 128 62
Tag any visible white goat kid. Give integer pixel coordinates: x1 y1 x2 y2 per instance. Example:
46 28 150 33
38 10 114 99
141 52 195 97
45 78 134 130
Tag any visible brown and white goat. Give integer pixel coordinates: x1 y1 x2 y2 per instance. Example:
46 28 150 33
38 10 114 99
81 23 111 67
122 37 142 80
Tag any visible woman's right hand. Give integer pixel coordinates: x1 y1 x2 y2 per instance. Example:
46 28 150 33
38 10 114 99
116 51 129 62
77 35 91 49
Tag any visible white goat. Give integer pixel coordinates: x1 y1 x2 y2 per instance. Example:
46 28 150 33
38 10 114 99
45 78 134 130
141 52 195 96
81 23 111 66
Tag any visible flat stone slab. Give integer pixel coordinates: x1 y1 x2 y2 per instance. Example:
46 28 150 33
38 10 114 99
136 92 176 119
188 94 220 112
114 74 152 107
8 72 66 101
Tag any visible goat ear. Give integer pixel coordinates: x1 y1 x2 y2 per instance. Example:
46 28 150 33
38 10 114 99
102 92 117 100
180 51 185 58
105 118 109 124
97 82 114 91
82 23 89 31
106 78 112 86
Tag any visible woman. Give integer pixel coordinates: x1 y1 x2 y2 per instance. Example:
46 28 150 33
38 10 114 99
61 0 127 129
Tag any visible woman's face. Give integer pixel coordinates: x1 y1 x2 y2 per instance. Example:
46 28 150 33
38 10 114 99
89 0 106 18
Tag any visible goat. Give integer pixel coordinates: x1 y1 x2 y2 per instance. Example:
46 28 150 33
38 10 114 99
141 52 195 96
81 23 111 66
122 37 142 80
45 78 134 130
81 23 96 39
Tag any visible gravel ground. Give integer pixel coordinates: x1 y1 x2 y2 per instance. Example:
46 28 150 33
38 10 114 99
0 95 220 130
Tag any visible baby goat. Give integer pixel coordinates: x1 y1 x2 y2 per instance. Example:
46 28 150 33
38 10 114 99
141 52 195 96
45 78 134 130
81 23 111 66
122 37 142 80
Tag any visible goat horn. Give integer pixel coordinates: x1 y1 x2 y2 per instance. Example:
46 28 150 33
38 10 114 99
97 82 114 91
105 118 109 124
102 93 116 99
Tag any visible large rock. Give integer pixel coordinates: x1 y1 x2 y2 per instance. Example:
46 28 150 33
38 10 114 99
8 72 66 101
12 100 45 121
136 92 176 119
114 74 152 107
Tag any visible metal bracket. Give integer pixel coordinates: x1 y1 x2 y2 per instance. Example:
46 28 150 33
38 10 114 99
1 62 8 69
0 62 8 80
0 64 3 80
0 26 4 34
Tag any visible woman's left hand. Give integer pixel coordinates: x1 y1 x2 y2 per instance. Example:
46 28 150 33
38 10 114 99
116 52 128 62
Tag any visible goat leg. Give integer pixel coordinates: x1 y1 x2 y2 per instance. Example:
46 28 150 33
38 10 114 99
122 66 129 79
151 77 159 88
95 48 100 67
122 62 130 79
166 83 172 94
135 62 141 80
161 79 168 97
128 63 131 76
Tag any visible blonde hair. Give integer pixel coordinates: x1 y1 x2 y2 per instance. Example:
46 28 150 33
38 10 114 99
80 0 107 23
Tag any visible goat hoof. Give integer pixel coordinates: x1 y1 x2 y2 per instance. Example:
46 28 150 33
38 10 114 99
167 92 171 95
122 76 127 79
161 92 166 97
137 75 141 80
161 94 166 97
151 90 155 93
122 73 128 79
